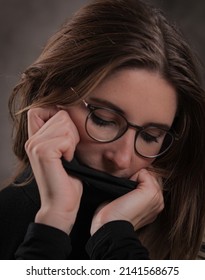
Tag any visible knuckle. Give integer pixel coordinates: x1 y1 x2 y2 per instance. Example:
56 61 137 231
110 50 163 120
57 111 79 140
151 189 164 210
160 202 165 211
24 138 34 154
157 198 164 213
57 110 70 121
27 107 39 118
67 131 79 147
25 137 45 158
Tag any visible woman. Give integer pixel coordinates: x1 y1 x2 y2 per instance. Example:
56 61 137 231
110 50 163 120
0 0 205 259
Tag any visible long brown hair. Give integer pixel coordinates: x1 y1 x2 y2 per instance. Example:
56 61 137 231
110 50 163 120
9 0 205 259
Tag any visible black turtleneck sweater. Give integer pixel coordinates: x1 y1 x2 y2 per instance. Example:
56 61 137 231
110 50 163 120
0 159 149 260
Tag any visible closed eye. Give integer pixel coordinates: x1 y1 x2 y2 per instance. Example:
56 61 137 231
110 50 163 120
140 132 159 143
90 112 116 127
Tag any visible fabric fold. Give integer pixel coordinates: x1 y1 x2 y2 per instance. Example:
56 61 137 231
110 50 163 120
62 157 137 198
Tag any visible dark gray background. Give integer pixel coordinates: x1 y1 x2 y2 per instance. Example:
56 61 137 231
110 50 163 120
0 0 204 188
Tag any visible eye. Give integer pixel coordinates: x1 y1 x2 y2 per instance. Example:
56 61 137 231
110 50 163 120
140 131 158 143
90 112 116 127
89 108 120 128
140 128 166 144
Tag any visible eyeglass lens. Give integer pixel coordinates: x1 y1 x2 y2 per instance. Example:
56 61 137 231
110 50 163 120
85 108 173 158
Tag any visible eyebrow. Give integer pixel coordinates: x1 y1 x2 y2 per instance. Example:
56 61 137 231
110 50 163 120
145 122 171 130
88 97 125 114
88 97 171 130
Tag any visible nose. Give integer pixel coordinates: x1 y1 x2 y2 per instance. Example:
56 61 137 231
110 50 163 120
103 129 135 170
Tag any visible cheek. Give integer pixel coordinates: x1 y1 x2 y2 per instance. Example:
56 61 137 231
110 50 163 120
75 139 105 169
70 115 96 153
127 154 154 174
139 158 155 169
67 109 87 139
76 123 87 140
67 108 98 154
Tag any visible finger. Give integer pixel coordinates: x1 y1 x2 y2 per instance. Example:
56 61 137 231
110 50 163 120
27 107 59 137
31 111 78 140
28 112 80 158
130 169 153 185
131 168 163 190
26 135 76 165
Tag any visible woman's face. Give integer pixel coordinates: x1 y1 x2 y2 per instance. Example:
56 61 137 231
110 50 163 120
67 69 177 179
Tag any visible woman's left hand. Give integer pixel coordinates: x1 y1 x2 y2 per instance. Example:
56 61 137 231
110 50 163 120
90 169 164 235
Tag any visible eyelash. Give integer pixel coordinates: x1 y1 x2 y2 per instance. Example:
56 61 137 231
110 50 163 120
90 112 115 127
140 132 158 143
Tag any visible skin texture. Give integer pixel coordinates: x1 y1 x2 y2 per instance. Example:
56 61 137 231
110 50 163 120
25 69 177 235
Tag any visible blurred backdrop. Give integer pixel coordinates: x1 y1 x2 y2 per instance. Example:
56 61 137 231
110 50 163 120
0 0 205 188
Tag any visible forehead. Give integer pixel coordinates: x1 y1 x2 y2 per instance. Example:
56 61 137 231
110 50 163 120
88 69 177 126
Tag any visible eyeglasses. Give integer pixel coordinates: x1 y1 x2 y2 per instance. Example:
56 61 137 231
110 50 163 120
83 100 178 158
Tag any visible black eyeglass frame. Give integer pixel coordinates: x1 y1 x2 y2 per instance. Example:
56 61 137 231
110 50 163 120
82 100 179 159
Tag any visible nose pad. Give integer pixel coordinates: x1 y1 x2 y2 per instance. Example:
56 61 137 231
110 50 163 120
104 130 135 170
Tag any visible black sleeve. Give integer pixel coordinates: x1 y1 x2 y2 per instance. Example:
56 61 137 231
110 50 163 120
86 220 150 259
0 184 72 260
15 223 72 260
0 184 40 259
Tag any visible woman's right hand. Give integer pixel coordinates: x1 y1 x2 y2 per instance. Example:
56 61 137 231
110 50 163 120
25 107 83 234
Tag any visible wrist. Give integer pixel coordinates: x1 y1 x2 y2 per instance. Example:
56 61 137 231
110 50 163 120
35 207 76 235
